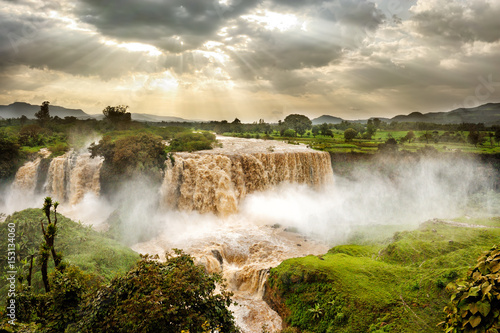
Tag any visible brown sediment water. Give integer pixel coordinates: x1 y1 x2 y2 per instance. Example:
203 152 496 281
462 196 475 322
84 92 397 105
13 150 103 204
132 218 328 333
161 136 333 215
140 136 333 332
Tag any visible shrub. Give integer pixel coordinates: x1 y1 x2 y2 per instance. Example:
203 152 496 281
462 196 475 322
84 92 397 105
442 244 500 332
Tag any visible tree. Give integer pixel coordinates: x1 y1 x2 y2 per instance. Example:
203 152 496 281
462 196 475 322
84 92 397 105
284 114 312 137
494 126 500 146
404 130 415 143
467 131 484 147
442 244 500 332
89 133 168 194
311 125 320 137
102 105 131 123
39 197 64 292
73 250 239 333
344 128 357 141
283 129 296 137
319 123 334 137
364 119 376 139
34 101 50 126
20 114 28 125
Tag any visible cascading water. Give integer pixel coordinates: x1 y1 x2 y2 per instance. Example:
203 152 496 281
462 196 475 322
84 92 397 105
138 137 333 332
161 136 333 215
7 136 333 332
11 150 103 206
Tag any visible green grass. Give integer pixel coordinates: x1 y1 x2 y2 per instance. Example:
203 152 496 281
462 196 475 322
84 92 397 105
222 130 499 155
265 217 500 332
0 208 140 298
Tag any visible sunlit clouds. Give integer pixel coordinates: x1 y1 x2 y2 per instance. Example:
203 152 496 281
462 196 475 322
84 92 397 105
0 0 499 121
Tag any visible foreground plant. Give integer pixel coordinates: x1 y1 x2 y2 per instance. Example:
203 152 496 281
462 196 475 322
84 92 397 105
441 245 500 332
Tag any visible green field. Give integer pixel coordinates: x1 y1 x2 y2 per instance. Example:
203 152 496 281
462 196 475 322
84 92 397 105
265 217 500 333
224 130 500 155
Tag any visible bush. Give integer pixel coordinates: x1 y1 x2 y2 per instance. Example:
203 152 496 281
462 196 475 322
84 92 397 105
442 244 500 332
73 251 239 333
168 132 216 152
283 129 296 138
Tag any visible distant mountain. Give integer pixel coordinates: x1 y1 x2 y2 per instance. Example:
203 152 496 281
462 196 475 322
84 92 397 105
131 113 191 122
0 102 89 119
312 115 344 125
390 103 500 125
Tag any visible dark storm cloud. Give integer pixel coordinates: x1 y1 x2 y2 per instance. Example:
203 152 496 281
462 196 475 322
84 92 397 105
75 0 261 52
411 1 500 44
0 12 159 79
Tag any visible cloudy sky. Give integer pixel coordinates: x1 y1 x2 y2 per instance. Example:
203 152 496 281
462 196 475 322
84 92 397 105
1 0 499 121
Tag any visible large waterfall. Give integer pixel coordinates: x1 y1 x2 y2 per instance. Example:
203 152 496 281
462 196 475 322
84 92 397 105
161 150 332 215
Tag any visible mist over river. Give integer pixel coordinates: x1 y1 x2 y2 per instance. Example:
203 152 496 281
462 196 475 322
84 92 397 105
1 136 498 331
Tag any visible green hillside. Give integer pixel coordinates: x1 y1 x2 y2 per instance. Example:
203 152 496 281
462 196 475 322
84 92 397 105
265 217 500 333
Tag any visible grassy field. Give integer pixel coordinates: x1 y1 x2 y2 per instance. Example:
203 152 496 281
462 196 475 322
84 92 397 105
223 130 500 155
264 217 500 333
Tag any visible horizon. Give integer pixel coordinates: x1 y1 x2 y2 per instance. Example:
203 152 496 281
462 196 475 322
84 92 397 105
2 100 499 124
1 0 500 122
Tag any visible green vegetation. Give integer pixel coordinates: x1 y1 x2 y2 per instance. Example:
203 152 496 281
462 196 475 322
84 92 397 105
0 208 139 298
442 244 500 332
72 250 238 333
89 132 167 194
0 102 217 183
0 207 238 332
265 217 500 332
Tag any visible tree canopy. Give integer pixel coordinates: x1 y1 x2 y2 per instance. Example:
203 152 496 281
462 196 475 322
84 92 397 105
73 251 239 333
102 105 131 123
34 101 50 126
284 114 312 137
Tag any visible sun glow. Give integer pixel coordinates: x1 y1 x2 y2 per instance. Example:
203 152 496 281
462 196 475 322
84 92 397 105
102 39 162 56
242 11 298 32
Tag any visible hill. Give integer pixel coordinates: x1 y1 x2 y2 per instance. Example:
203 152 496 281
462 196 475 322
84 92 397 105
312 115 344 125
264 216 500 332
0 208 139 298
0 102 89 119
88 112 191 122
390 103 500 125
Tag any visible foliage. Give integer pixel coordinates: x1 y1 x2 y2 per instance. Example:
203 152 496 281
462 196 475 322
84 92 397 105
34 101 50 126
442 244 500 332
265 218 500 333
14 265 102 332
284 114 312 137
0 130 21 179
102 105 131 123
169 131 216 152
72 250 239 333
283 129 296 138
89 132 167 193
344 128 358 141
0 209 139 299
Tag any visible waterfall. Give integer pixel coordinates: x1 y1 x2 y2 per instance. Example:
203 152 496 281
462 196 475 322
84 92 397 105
161 150 333 215
12 157 42 193
12 150 103 205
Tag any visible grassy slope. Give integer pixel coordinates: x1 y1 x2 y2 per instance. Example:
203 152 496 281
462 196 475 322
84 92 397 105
0 208 139 298
264 217 500 333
